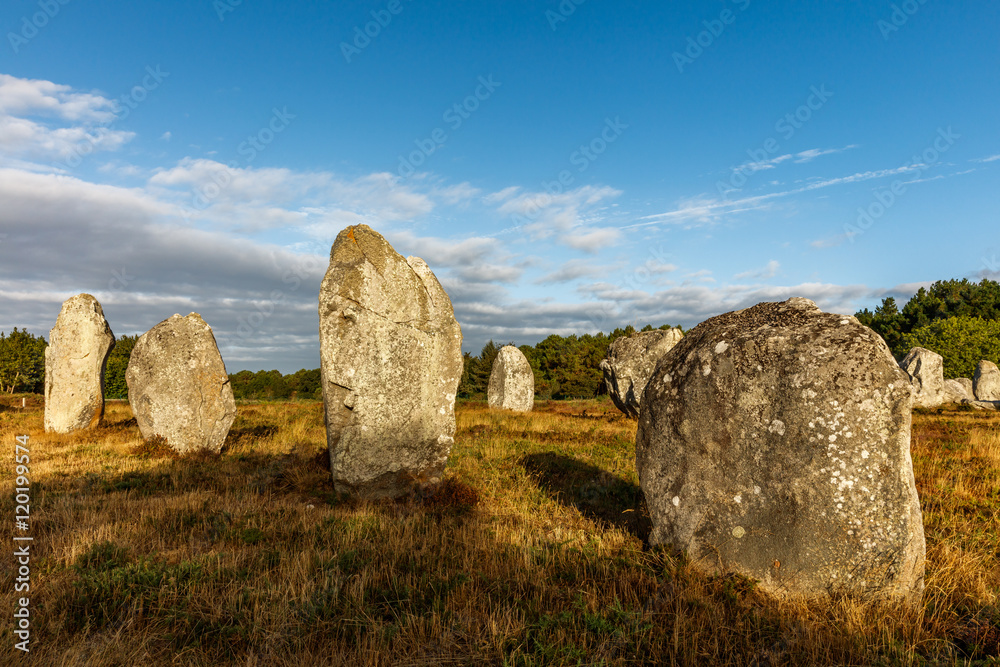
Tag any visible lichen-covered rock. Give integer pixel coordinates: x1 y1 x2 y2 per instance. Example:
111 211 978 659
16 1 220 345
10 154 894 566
488 346 534 412
125 313 236 453
973 360 1000 401
943 378 974 404
319 225 463 499
900 347 946 408
44 294 115 433
600 328 684 418
636 298 925 602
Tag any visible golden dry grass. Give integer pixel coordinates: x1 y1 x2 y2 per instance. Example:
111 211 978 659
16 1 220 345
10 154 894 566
0 395 998 665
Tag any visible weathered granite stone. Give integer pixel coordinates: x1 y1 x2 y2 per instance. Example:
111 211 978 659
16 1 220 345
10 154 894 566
319 225 463 499
488 345 534 412
600 328 684 418
44 294 116 433
125 313 236 453
900 347 946 408
973 360 1000 401
955 378 974 400
636 298 925 601
943 378 974 404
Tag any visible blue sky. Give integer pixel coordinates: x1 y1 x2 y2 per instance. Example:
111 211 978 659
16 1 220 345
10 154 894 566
1 0 998 372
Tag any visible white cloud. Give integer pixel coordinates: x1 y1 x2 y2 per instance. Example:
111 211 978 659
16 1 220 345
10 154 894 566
810 235 846 249
433 181 481 205
483 185 521 204
972 154 1000 163
491 184 622 251
0 73 117 123
535 259 615 284
389 231 500 268
0 74 133 162
149 160 436 234
793 144 858 163
160 131 172 141
631 163 942 231
734 260 780 281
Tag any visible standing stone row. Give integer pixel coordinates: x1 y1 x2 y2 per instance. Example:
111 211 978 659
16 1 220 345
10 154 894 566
44 295 236 453
900 346 1000 408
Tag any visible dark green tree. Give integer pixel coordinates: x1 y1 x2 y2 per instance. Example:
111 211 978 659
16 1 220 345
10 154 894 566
0 328 47 394
103 334 138 399
900 316 1000 379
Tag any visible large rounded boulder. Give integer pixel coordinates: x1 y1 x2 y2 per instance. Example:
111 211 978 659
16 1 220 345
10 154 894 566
636 298 925 601
319 225 463 499
126 313 236 453
44 294 116 433
600 328 684 418
488 345 534 412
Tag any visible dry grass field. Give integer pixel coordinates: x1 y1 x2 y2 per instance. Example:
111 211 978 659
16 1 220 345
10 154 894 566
1 395 999 665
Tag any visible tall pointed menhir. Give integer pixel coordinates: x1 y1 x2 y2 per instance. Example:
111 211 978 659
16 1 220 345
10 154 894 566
319 225 463 499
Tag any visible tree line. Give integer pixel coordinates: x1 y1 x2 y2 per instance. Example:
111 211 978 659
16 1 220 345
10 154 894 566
458 325 681 400
3 278 998 397
855 278 1000 378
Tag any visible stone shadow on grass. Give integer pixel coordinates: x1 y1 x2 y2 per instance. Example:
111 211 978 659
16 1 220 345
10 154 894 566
519 452 651 543
225 424 279 448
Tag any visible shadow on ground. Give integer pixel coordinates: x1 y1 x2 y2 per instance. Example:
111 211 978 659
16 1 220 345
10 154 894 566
520 452 651 543
226 424 279 448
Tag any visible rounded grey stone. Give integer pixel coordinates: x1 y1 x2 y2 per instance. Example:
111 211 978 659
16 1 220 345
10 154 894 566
488 345 534 412
636 298 925 602
600 328 684 418
126 313 236 453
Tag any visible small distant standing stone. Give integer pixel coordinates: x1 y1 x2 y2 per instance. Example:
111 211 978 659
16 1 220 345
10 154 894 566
488 345 534 412
636 298 925 602
44 294 116 433
319 225 463 499
973 360 1000 401
600 328 684 418
900 347 946 408
125 313 236 453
